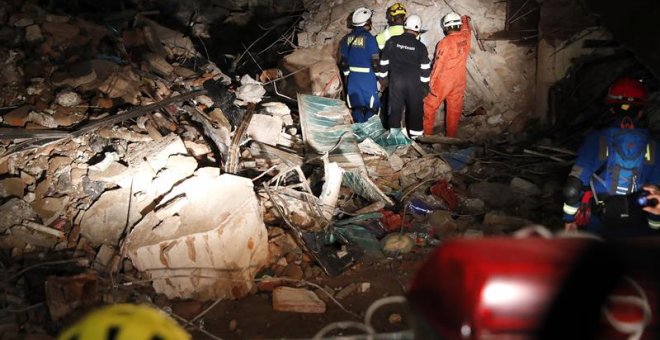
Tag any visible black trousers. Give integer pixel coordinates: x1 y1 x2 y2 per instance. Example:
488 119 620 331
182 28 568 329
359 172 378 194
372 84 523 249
387 76 424 132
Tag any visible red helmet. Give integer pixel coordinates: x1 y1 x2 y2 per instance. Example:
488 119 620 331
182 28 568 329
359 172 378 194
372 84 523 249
606 77 648 106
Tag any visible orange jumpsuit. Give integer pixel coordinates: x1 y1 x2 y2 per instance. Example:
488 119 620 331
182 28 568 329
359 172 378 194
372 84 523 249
423 16 471 137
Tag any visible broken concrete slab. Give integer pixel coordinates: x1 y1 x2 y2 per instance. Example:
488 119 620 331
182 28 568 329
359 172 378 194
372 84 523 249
154 195 189 220
127 133 188 173
88 161 132 188
183 140 211 157
272 286 326 313
0 198 37 232
125 173 268 301
80 188 130 246
247 114 283 146
150 154 197 197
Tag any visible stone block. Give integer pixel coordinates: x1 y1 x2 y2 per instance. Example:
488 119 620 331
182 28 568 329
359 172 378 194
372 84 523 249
272 287 326 313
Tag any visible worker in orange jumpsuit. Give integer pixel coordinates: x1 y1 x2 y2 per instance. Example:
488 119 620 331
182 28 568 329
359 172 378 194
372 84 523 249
423 13 471 137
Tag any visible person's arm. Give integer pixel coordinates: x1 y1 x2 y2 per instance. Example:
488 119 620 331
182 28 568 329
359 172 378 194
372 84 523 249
338 36 350 77
376 31 387 50
427 41 444 93
563 132 604 229
460 15 471 34
643 141 660 226
419 42 431 92
378 40 391 80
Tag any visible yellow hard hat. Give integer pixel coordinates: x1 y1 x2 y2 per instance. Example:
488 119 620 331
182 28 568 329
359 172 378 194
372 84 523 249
387 3 407 17
58 304 191 340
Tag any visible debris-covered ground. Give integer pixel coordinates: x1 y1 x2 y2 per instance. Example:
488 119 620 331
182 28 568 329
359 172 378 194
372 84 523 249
0 1 577 338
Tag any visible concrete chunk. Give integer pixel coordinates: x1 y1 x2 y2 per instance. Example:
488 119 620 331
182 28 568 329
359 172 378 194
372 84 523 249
25 24 42 42
273 287 326 313
0 177 25 198
0 198 37 233
125 173 268 301
247 114 283 146
80 188 130 246
88 161 132 188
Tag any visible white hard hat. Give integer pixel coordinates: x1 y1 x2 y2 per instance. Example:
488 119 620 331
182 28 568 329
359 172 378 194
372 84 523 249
352 7 373 27
404 14 422 32
441 12 461 29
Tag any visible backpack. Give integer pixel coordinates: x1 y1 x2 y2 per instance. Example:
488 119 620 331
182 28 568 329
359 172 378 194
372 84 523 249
597 128 655 195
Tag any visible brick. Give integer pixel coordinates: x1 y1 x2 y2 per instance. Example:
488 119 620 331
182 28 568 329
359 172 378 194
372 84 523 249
272 287 326 313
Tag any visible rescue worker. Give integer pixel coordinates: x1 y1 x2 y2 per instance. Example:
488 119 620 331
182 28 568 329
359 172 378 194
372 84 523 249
58 303 191 340
339 7 380 123
376 3 407 50
562 77 660 236
378 15 431 138
423 12 471 137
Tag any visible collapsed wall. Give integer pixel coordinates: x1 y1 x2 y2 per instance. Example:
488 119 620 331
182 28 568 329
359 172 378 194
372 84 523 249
293 0 537 138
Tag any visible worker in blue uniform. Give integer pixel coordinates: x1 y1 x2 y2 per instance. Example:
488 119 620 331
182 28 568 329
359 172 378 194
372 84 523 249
563 77 660 236
339 7 381 123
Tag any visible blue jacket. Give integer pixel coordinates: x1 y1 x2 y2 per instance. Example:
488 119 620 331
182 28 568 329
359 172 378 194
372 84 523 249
563 125 660 228
339 27 379 76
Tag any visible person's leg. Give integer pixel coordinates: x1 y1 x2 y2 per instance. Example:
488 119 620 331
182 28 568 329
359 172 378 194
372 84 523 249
445 86 465 137
406 81 424 137
423 86 447 135
379 86 390 128
388 80 405 129
347 74 370 122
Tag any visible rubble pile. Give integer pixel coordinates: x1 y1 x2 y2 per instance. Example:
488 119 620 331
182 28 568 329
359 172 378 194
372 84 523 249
0 1 571 338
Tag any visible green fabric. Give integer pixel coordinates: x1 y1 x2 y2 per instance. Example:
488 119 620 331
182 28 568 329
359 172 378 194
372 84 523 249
352 116 411 153
335 225 384 258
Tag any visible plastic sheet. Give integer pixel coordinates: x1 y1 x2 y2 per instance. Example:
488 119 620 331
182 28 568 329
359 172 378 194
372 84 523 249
298 94 393 205
353 116 412 153
441 146 476 171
